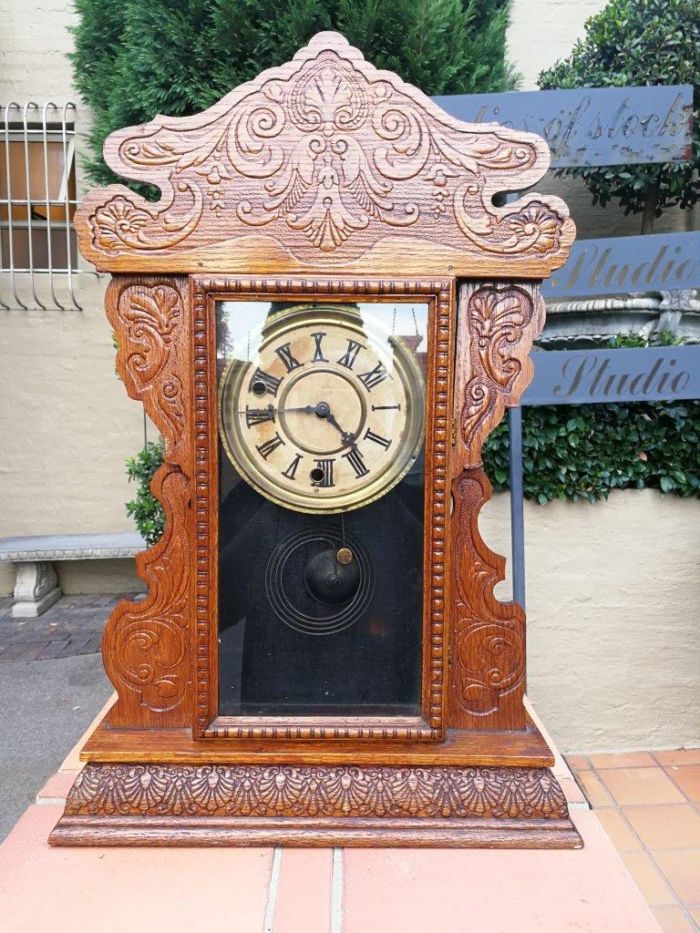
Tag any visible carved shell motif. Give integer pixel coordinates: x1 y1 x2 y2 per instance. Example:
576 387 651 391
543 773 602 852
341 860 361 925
66 763 569 820
77 32 573 270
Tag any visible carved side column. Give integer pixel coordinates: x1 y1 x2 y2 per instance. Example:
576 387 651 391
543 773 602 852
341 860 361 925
103 276 193 728
449 282 545 731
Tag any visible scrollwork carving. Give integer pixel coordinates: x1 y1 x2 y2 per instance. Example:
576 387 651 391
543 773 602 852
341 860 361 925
450 469 525 724
449 282 545 730
76 33 574 273
104 278 192 726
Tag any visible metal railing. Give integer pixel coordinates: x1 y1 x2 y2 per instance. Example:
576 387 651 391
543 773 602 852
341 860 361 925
1 102 81 310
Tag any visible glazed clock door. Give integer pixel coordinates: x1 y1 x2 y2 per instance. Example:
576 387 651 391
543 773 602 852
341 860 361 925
215 296 430 724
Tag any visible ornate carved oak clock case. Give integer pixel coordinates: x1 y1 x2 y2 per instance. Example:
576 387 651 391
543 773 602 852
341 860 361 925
50 33 581 849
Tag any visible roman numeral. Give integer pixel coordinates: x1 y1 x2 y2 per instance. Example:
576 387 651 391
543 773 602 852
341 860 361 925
245 405 275 427
281 453 302 480
249 367 281 397
357 361 389 391
311 459 335 487
275 342 302 373
371 403 401 411
256 432 285 460
311 332 327 362
337 339 365 370
364 427 392 450
343 447 370 478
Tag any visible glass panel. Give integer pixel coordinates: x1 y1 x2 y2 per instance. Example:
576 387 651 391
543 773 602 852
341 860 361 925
217 299 428 717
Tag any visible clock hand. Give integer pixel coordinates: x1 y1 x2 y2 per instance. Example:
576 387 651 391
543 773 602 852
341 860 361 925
318 406 358 450
237 404 317 416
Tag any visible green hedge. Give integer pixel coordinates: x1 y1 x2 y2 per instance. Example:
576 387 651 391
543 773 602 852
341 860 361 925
538 0 699 233
483 400 700 503
485 333 700 502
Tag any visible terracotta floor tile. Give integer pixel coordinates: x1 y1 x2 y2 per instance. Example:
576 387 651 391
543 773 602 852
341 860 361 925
566 754 591 771
589 752 657 769
576 769 614 807
654 850 700 906
558 774 588 806
621 851 676 906
342 811 660 933
273 848 332 933
35 771 77 803
596 808 642 852
651 906 697 933
0 805 274 933
665 765 700 803
623 805 700 850
654 750 700 768
600 768 686 806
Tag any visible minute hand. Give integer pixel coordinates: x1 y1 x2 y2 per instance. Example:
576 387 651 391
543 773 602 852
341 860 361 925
237 404 316 416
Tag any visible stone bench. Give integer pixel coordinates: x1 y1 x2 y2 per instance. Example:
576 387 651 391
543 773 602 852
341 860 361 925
0 532 146 618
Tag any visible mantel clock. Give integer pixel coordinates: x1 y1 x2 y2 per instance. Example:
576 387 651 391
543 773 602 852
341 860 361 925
50 33 581 848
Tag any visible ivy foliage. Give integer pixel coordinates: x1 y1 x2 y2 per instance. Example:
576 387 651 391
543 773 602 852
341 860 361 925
125 440 166 546
70 0 517 188
538 0 699 232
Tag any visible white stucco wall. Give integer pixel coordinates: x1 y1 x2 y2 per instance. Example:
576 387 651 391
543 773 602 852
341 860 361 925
0 0 76 101
507 0 609 91
0 272 148 595
481 490 700 754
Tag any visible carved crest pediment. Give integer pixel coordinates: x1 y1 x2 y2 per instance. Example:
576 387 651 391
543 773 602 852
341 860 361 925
75 32 574 274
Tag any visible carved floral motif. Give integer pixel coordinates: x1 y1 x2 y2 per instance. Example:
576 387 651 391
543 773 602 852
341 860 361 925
460 284 543 462
103 280 191 724
65 763 569 821
80 34 571 266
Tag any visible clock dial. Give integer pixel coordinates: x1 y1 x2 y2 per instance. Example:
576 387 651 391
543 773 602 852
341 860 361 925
219 304 424 513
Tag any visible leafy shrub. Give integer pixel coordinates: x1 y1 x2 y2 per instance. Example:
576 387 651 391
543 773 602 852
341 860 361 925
538 0 699 232
71 0 517 188
125 440 166 546
483 400 700 503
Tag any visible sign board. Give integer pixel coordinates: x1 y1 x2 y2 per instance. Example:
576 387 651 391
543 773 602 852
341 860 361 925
521 345 700 406
434 85 693 167
543 231 700 299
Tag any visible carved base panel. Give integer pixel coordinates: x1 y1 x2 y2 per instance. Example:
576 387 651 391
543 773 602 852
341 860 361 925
49 763 582 849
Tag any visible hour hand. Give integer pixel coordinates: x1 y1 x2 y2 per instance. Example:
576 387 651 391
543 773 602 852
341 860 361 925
324 410 357 450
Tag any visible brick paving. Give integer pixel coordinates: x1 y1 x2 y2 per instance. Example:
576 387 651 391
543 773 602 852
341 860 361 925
0 594 138 662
